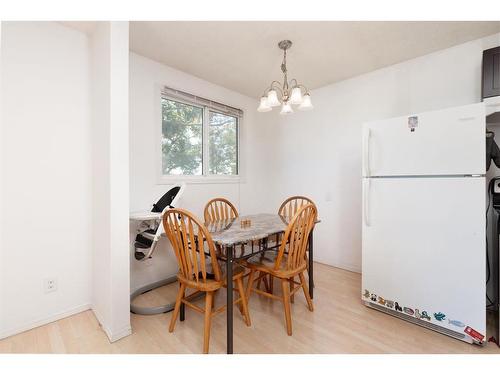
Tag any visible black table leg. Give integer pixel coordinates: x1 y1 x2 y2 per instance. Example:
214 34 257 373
226 245 234 354
308 228 314 299
180 283 185 321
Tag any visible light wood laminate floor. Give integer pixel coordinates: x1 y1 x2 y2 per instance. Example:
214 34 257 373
1 263 499 354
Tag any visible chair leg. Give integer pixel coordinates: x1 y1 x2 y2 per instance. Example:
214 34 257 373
269 275 274 294
281 279 292 336
169 283 186 332
256 277 262 291
246 269 256 301
203 291 214 354
236 277 251 326
289 276 295 303
299 272 314 312
262 272 270 292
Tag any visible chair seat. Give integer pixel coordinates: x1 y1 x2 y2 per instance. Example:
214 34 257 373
244 250 279 268
179 262 247 291
242 250 306 278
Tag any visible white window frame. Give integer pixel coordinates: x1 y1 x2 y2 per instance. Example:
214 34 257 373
156 87 242 185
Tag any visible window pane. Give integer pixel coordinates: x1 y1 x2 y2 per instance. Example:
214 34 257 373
209 111 238 175
162 99 203 175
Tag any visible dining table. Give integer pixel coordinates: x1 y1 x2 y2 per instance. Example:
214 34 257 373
183 213 318 354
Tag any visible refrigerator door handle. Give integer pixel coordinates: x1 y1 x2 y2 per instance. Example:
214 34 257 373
363 178 371 227
363 127 371 177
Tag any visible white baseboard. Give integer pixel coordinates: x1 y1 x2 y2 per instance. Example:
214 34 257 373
106 324 132 343
334 261 361 274
90 307 132 343
315 259 361 274
0 303 91 340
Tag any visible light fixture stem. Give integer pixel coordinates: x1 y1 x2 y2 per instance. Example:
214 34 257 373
281 48 289 93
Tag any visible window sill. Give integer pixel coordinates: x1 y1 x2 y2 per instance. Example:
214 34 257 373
157 175 242 185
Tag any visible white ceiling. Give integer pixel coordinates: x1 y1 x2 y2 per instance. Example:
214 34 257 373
59 21 97 35
129 21 500 98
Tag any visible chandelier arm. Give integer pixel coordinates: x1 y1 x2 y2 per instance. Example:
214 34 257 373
261 82 284 99
295 83 311 94
269 82 284 97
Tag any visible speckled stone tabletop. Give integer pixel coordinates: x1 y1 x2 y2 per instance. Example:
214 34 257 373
207 214 288 246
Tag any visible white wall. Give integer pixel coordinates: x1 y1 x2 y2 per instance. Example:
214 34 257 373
0 22 93 338
0 21 132 342
90 21 112 338
0 21 4 336
90 22 131 342
270 32 500 273
129 53 276 290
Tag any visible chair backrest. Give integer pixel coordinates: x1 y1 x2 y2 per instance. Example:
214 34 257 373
274 204 317 272
204 197 239 223
163 208 222 283
278 196 316 223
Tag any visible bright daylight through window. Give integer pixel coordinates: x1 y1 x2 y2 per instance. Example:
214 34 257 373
161 97 239 177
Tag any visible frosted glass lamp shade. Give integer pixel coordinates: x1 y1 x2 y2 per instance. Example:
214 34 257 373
266 90 281 107
289 87 303 105
257 96 272 112
280 101 294 115
298 93 313 111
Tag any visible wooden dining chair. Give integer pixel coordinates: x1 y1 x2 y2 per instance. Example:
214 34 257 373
260 196 317 295
204 197 248 259
243 204 317 336
278 196 317 223
163 208 251 354
204 197 238 224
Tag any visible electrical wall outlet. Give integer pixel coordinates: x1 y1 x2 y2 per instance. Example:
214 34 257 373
44 278 57 294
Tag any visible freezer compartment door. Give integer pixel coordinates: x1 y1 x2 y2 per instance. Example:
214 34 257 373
362 176 486 340
362 103 485 177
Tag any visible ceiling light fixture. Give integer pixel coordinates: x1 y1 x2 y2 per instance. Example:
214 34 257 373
257 40 313 114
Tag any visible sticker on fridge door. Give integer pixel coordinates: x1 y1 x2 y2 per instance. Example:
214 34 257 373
403 307 414 316
448 319 465 328
408 116 418 132
420 311 431 321
464 326 484 341
433 312 446 321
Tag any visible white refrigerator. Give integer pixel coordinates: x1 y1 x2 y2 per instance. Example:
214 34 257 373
361 102 487 345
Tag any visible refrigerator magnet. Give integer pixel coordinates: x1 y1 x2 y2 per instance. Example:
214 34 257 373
403 307 414 316
464 326 484 342
433 312 446 321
